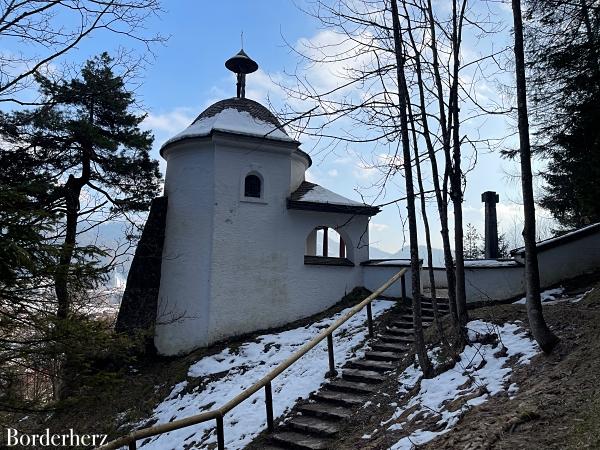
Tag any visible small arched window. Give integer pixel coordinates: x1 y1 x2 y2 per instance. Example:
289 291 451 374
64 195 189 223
244 174 262 198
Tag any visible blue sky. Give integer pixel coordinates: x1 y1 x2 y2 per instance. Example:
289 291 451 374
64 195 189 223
9 0 555 256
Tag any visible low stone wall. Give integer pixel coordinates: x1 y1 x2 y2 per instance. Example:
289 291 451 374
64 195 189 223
422 261 525 303
362 259 419 299
514 226 600 289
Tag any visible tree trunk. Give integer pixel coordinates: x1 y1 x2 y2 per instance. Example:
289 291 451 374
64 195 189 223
424 0 459 326
407 100 444 339
55 175 80 319
391 0 433 378
450 0 469 328
512 0 559 353
404 0 459 331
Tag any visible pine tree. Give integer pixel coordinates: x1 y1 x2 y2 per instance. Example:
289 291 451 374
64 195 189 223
9 53 162 320
2 53 162 400
464 223 483 259
527 0 600 229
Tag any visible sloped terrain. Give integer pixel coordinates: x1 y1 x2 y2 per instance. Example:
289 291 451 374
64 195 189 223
298 272 600 450
9 274 600 450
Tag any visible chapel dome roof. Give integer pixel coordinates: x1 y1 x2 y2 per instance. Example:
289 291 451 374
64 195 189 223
194 97 283 129
160 97 296 155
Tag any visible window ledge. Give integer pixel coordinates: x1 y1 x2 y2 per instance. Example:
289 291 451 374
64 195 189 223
304 256 354 267
240 197 268 205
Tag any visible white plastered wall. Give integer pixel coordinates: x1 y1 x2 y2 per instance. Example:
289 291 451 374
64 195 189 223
155 139 215 355
208 157 371 343
155 132 373 354
463 267 525 303
532 233 600 289
363 264 417 299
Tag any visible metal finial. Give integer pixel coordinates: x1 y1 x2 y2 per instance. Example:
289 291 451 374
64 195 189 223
225 48 258 98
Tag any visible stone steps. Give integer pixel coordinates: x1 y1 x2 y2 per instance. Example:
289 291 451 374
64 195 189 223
342 368 386 384
365 351 402 362
325 379 379 394
398 313 433 322
391 320 414 329
288 415 340 436
387 326 414 336
312 389 366 407
271 430 331 449
380 334 413 344
371 342 409 353
265 300 430 449
298 402 352 420
350 359 395 373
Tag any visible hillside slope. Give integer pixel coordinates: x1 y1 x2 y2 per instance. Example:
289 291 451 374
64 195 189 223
320 273 600 449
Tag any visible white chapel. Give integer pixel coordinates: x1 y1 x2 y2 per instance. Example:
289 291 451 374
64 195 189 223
147 50 380 355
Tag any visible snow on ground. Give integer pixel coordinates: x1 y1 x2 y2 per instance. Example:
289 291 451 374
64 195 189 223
382 320 539 450
513 287 565 304
513 287 593 305
135 299 395 450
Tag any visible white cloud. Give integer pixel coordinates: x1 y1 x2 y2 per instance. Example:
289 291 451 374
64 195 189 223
305 168 318 183
143 107 195 135
327 168 338 177
369 222 389 232
353 161 377 180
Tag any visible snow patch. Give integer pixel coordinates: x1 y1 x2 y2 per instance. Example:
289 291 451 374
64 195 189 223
463 259 521 268
136 299 395 449
383 320 539 449
513 287 565 305
571 288 594 303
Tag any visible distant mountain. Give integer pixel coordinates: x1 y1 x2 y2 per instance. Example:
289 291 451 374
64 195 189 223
369 245 447 267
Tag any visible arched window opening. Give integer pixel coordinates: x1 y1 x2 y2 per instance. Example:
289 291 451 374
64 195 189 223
244 174 262 198
305 226 353 266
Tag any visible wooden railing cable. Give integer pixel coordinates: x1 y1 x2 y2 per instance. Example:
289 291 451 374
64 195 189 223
99 268 407 450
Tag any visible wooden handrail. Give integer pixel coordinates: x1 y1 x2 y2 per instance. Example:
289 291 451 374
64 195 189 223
98 268 407 450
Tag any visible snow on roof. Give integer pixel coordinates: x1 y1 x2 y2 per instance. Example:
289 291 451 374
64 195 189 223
288 181 380 216
161 106 295 151
300 184 365 206
463 259 522 268
361 259 415 267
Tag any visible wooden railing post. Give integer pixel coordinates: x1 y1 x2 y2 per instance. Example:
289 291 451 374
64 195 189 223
98 269 407 450
366 302 374 337
401 273 406 302
216 416 225 450
265 382 274 432
325 334 337 378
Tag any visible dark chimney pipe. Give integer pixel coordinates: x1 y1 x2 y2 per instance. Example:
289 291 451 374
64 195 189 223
481 191 499 259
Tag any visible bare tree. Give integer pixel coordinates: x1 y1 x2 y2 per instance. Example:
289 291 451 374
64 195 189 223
0 0 165 105
407 90 444 339
277 0 507 359
511 0 559 353
390 0 433 377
